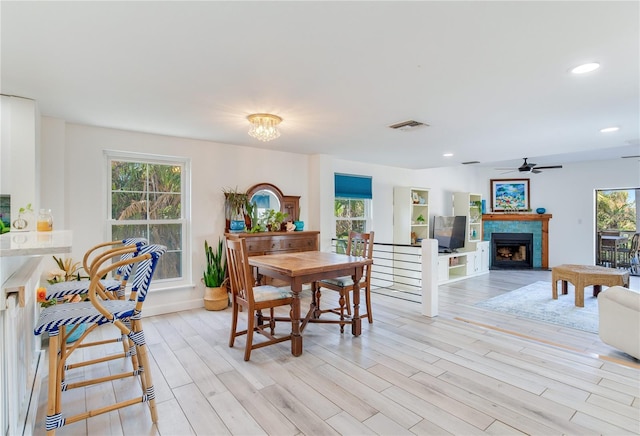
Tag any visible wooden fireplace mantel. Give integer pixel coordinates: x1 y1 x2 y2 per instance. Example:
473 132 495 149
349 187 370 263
482 213 552 222
483 213 552 269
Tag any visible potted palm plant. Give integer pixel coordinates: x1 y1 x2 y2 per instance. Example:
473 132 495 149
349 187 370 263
203 238 228 310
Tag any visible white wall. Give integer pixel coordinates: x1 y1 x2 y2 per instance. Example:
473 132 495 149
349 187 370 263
477 160 640 266
41 119 310 315
39 118 640 314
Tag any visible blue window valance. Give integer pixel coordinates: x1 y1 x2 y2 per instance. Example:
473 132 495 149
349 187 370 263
334 173 372 199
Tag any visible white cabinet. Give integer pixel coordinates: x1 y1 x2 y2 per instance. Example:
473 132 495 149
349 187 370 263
478 241 490 273
436 241 490 284
466 250 480 275
1 96 38 230
393 187 429 245
453 192 482 250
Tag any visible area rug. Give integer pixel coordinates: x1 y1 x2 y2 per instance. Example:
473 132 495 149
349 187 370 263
474 281 598 333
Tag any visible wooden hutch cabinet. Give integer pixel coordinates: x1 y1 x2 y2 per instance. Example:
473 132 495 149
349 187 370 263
225 182 316 256
225 230 319 256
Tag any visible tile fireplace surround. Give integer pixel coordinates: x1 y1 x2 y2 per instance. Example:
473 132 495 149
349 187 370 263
482 213 552 269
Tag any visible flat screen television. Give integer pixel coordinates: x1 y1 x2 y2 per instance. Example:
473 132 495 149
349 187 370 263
433 215 466 253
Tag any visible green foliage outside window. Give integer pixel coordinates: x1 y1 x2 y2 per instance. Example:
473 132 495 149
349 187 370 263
335 198 367 253
110 160 184 280
596 190 636 231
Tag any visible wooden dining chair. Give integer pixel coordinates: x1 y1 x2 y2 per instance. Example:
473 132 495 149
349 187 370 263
314 231 375 332
225 237 294 361
34 244 166 434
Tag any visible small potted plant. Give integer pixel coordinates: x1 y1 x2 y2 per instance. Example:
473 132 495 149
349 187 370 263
203 238 228 310
223 187 250 232
12 203 33 230
261 209 289 232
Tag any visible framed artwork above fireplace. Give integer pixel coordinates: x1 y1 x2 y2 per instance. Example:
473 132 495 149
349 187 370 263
490 178 530 212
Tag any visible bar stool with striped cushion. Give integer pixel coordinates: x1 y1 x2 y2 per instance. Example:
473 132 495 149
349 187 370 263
45 237 148 302
44 238 148 369
34 243 166 434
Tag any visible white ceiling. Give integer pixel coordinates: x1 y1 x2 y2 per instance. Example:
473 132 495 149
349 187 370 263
2 1 639 170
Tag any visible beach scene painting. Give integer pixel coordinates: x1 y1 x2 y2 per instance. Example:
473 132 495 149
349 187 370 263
490 179 530 211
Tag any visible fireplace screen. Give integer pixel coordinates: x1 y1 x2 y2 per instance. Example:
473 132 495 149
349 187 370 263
491 232 533 269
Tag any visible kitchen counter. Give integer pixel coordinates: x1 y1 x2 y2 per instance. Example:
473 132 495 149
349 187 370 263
0 230 72 257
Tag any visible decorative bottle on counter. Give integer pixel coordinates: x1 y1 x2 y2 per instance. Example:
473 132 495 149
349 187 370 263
37 209 53 231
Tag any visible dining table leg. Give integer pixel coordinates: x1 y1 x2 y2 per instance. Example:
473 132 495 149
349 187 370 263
290 278 303 356
351 268 363 336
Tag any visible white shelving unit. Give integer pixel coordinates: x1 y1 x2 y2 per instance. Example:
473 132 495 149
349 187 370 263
437 252 468 282
434 241 490 284
393 187 430 246
453 192 483 250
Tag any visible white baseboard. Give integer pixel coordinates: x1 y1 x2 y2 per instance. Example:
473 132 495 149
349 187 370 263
143 298 208 317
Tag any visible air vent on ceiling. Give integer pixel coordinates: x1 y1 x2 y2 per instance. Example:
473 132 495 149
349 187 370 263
621 155 640 159
388 120 429 131
462 161 480 165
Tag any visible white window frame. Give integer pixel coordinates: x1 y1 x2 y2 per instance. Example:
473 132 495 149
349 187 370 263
334 196 372 237
105 150 191 289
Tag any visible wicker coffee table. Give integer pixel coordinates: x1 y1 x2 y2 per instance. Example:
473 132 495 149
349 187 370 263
552 264 630 307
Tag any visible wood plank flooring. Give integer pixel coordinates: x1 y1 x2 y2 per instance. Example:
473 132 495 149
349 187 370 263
33 270 640 435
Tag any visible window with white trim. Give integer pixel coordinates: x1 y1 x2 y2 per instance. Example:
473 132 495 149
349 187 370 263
106 151 190 284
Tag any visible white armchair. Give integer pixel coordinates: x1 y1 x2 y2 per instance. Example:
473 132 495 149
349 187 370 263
598 286 640 359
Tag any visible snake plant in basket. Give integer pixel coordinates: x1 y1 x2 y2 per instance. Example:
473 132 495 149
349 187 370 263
203 238 229 310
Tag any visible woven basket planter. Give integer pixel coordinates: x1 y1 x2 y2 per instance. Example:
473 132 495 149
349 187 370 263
204 286 228 311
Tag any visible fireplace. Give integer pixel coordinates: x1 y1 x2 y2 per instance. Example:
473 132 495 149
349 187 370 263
491 232 533 269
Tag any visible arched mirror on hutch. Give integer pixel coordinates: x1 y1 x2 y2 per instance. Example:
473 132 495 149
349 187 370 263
225 182 318 258
246 182 300 223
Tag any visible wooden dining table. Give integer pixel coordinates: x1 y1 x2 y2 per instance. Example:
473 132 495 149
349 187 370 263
248 251 373 357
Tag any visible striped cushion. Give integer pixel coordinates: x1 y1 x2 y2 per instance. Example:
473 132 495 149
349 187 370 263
45 237 149 300
253 286 293 302
46 279 121 300
34 300 136 335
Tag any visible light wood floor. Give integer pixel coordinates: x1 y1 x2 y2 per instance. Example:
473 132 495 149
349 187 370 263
34 270 640 435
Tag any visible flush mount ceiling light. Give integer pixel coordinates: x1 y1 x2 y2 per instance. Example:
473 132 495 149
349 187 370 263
570 62 600 74
443 153 453 157
247 113 282 142
600 126 620 133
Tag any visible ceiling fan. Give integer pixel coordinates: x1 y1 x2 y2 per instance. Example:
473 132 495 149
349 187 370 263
496 158 563 174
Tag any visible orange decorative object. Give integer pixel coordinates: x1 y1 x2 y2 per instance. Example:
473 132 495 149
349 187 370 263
36 286 47 303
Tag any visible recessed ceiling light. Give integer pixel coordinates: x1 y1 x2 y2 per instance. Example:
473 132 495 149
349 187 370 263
570 62 600 74
600 126 620 133
443 153 453 157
